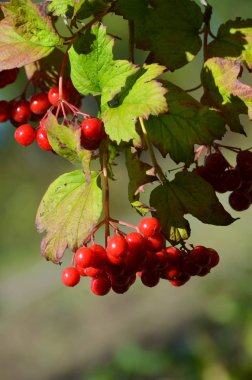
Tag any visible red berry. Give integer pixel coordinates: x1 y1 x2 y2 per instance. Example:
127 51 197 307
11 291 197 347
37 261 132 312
190 245 211 267
138 217 161 237
36 128 52 151
182 258 201 276
84 267 102 277
236 150 252 173
0 68 19 88
0 100 10 122
141 270 160 287
125 232 146 254
205 153 228 175
14 124 36 146
208 248 220 268
112 283 130 294
155 249 169 270
11 100 31 123
222 169 242 192
81 138 101 151
197 267 210 277
229 191 250 211
106 236 128 259
48 86 69 106
30 92 50 115
76 265 87 277
75 247 94 268
166 247 184 266
91 275 111 295
81 118 105 141
62 267 80 287
90 244 108 268
166 267 183 280
147 233 165 252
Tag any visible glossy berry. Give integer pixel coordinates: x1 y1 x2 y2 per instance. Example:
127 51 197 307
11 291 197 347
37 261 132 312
190 246 211 267
0 100 10 122
141 270 160 287
138 217 161 237
81 118 105 141
11 100 31 123
166 247 184 266
208 248 220 268
236 150 252 173
107 236 128 259
147 233 165 252
229 191 250 211
205 153 228 175
81 138 101 151
36 128 52 151
125 232 146 254
14 124 36 146
91 275 111 296
62 267 80 287
0 68 19 88
30 92 50 115
75 247 94 268
90 244 108 268
48 86 69 106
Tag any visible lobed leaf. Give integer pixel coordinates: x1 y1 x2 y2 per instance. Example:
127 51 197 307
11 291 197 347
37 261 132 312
102 64 168 143
36 170 103 263
69 23 138 101
201 58 252 134
145 81 226 165
207 18 252 69
150 171 235 243
133 0 203 70
0 0 63 70
47 0 74 16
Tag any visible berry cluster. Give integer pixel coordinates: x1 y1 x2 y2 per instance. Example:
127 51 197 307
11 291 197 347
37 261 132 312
0 69 106 152
61 217 220 295
194 151 252 212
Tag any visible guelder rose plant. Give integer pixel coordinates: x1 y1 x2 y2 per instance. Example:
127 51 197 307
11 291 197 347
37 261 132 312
0 0 252 295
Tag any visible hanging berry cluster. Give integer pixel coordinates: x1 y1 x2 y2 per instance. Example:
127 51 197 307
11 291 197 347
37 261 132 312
62 217 219 295
1 0 252 298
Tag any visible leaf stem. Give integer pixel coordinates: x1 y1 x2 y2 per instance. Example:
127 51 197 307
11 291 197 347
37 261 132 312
139 117 167 184
185 83 202 93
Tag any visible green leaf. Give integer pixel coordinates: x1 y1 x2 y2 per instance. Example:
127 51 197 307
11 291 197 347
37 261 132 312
47 0 74 17
0 0 63 70
201 58 252 134
74 0 112 19
102 64 168 143
69 23 138 102
45 112 82 165
207 18 252 70
131 201 154 216
115 0 149 20
126 148 157 202
145 81 226 165
133 0 203 70
150 171 235 243
36 170 102 263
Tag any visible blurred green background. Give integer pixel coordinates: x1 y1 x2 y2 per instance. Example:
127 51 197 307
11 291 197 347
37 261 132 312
0 1 252 379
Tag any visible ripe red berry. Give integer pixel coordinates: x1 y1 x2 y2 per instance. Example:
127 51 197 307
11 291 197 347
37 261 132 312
236 150 252 173
48 86 69 106
107 236 128 259
81 138 101 151
90 244 108 268
141 270 160 287
0 68 19 88
91 275 111 295
208 248 220 268
11 100 31 123
125 232 146 254
75 247 94 268
147 233 165 252
30 92 50 115
14 124 36 146
222 169 242 192
81 118 105 141
62 267 80 287
112 283 130 294
166 247 184 266
138 217 161 237
190 245 211 267
205 153 228 175
0 100 10 122
36 128 52 151
229 191 250 211
84 267 102 277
